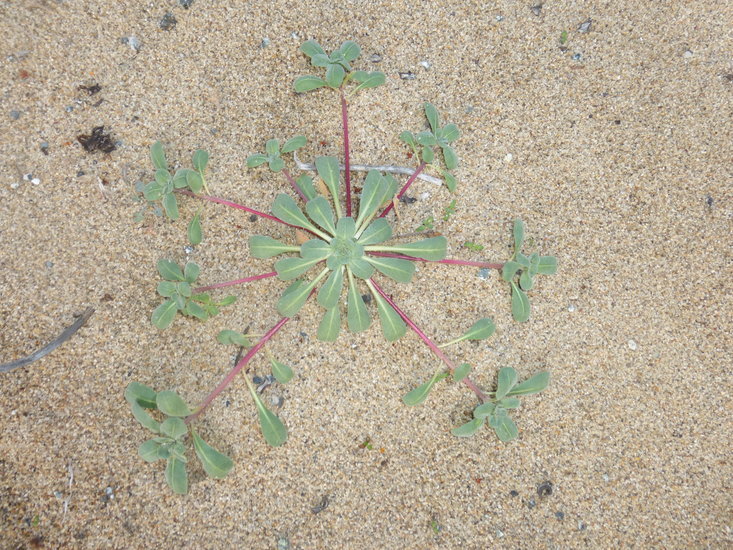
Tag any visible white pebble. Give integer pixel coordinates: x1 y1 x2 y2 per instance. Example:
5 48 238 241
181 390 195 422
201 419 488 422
10 182 19 189
627 339 637 351
31 178 40 185
568 304 576 312
419 60 431 70
504 153 513 162
419 192 430 201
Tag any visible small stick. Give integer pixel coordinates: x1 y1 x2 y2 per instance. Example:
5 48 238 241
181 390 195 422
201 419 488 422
0 308 95 373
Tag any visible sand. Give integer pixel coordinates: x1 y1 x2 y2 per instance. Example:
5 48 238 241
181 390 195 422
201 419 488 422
1 1 731 548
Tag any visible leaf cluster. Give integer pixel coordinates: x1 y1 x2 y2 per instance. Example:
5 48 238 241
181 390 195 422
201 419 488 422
294 40 385 93
152 260 236 329
502 220 557 322
246 136 307 173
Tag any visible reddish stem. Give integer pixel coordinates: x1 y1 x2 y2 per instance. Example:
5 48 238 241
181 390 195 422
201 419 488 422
186 316 290 423
378 162 426 218
177 190 291 227
282 168 308 202
341 91 352 217
369 279 489 402
367 251 503 270
193 271 278 293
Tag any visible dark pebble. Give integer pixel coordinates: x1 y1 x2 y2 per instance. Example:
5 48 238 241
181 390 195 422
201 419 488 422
578 19 592 33
555 511 565 521
225 399 231 407
530 5 542 16
361 293 372 304
40 142 49 154
9 110 20 120
399 195 417 204
253 376 264 385
77 171 85 177
399 71 416 80
572 53 582 61
159 12 177 31
249 214 258 222
180 0 194 8
370 53 382 63
706 195 713 207
527 498 536 509
509 490 519 497
537 481 553 497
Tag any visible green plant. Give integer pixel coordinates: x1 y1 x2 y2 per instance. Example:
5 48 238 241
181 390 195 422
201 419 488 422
129 38 557 493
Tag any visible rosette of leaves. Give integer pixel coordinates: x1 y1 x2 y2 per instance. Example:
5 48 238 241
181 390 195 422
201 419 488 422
125 382 234 494
501 220 557 322
152 259 236 329
400 102 460 191
294 40 385 93
249 158 447 341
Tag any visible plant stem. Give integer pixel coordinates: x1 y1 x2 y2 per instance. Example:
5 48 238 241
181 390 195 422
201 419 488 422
341 91 352 217
367 251 503 270
177 190 291 228
186 316 290 423
368 279 490 402
193 271 278 293
281 168 308 202
378 162 426 218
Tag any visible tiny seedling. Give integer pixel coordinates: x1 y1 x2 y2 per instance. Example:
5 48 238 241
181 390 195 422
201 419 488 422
129 39 557 493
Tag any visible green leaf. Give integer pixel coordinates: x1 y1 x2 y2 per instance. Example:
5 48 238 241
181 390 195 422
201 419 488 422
348 257 375 279
502 261 522 282
385 236 447 261
187 213 202 245
317 266 343 309
143 181 164 201
507 371 550 396
219 295 236 307
281 135 306 154
317 307 341 341
453 363 471 382
246 153 268 168
422 146 434 164
335 217 356 240
442 145 458 170
156 390 191 417
357 218 392 245
272 193 316 231
172 169 192 189
162 192 179 220
496 367 519 400
499 397 521 409
473 402 496 419
310 53 330 67
346 273 370 332
160 417 188 440
252 394 287 447
402 371 448 406
184 301 208 320
513 219 525 252
443 170 456 192
277 271 325 317
156 281 176 297
152 299 178 329
154 170 171 189
192 149 209 173
424 102 439 133
315 156 340 200
294 75 328 92
339 40 361 61
249 235 297 259
325 63 346 88
416 131 437 147
463 318 495 341
270 359 294 384
441 123 460 143
131 401 160 432
373 289 406 341
399 131 417 148
268 156 284 172
125 382 158 408
366 256 415 283
296 175 317 200
451 418 484 437
275 256 322 281
191 430 233 479
186 170 203 194
519 270 534 290
515 252 530 268
138 438 167 462
157 259 185 281
356 170 390 226
300 239 331 260
537 255 557 275
150 141 167 171
490 414 519 442
177 280 192 297
306 196 336 235
265 139 280 156
216 329 251 348
300 40 325 58
511 282 531 322
184 262 200 283
165 457 188 494
352 71 385 91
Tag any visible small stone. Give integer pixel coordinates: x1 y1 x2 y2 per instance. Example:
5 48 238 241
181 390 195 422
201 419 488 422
683 49 693 58
10 182 19 189
40 142 49 154
527 498 536 509
121 36 142 52
578 19 592 33
537 481 553 497
270 395 284 407
23 173 33 181
54 491 63 499
628 339 637 351
399 71 416 80
419 60 431 70
706 195 714 207
183 245 194 254
578 521 587 531
555 511 565 521
361 293 372 305
568 304 577 312
224 399 231 407
180 0 194 8
105 487 114 499
65 105 74 113
572 53 582 61
477 268 490 280
504 153 513 162
290 32 299 40
277 538 290 550
530 5 542 16
9 110 20 120
31 178 40 185
370 53 382 63
602 473 609 482
509 490 519 497
496 529 504 538
159 13 177 31
253 376 265 385
464 105 474 113
495 15 504 22
260 37 271 48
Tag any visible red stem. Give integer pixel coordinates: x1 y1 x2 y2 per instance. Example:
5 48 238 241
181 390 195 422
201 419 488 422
186 316 290 423
282 168 308 202
177 190 292 227
341 92 352 217
378 162 426 218
193 271 278 293
367 251 503 270
369 279 489 402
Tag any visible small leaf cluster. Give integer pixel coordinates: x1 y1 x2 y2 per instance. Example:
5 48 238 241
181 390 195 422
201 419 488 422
152 259 236 329
502 220 557 322
294 40 385 93
400 103 460 191
451 368 549 441
125 382 233 494
142 141 209 221
246 136 307 173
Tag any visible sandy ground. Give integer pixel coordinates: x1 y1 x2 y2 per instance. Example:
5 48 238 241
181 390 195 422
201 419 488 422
1 1 731 548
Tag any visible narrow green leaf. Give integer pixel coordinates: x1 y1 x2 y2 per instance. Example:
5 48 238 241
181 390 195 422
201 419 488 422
270 359 294 384
300 239 331 260
252 394 287 447
216 329 251 347
348 257 375 279
496 367 519 400
125 382 158 408
424 102 439 133
150 141 167 171
306 196 336 235
357 218 392 245
186 170 203 194
183 262 200 283
451 418 484 437
346 273 370 332
217 295 237 307
442 145 458 170
296 175 317 200
463 318 496 341
506 371 550 396
162 192 179 220
184 300 208 320
275 256 322 281
537 256 557 275
366 256 415 283
294 75 327 92
339 40 361 61
300 40 325 58
511 282 531 322
272 193 317 231
281 135 306 154
352 71 385 91
402 373 444 406
317 266 343 309
513 219 525 252
373 289 406 341
138 438 167 462
317 307 341 341
382 236 447 261
276 270 327 317
502 261 522 282
131 401 160 432
156 390 191 417
249 235 297 259
187 213 202 245
441 123 460 143
519 270 534 290
192 149 209 173
265 139 280 156
335 217 356 240
356 170 386 226
246 153 268 168
490 414 519 442
453 363 471 382
152 299 178 329
515 252 531 268
473 402 496 419
443 170 456 192
165 457 188 494
191 430 233 479
160 417 188 440
315 156 340 200
325 63 346 88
